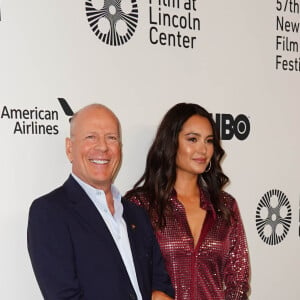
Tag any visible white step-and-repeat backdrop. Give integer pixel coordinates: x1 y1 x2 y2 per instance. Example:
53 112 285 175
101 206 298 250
1 1 299 299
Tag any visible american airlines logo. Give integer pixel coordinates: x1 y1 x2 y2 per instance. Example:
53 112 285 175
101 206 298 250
58 98 74 119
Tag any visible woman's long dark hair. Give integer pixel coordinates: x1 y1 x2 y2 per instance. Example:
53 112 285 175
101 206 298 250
127 103 231 229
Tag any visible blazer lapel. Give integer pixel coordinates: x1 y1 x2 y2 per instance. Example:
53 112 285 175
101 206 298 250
63 176 118 248
63 177 140 293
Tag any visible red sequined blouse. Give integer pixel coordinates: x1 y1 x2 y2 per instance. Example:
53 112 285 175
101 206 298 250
126 188 250 300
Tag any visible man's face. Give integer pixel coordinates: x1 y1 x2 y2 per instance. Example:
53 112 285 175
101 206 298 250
66 106 121 190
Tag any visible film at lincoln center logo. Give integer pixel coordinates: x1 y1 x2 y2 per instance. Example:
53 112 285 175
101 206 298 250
85 0 138 46
255 189 292 245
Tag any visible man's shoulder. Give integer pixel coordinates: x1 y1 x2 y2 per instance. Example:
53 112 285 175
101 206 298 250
122 197 145 213
29 177 75 212
30 184 66 212
122 197 151 224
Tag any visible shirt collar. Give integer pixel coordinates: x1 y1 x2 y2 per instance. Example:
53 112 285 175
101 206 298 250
71 173 122 218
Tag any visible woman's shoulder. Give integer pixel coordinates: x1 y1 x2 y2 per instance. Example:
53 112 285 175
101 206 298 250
124 188 150 207
220 190 238 210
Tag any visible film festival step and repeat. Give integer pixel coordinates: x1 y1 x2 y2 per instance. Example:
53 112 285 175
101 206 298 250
0 1 299 299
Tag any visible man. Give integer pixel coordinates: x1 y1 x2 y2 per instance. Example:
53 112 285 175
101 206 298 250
27 104 174 300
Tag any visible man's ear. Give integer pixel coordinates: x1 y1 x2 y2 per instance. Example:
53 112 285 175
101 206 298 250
65 137 73 163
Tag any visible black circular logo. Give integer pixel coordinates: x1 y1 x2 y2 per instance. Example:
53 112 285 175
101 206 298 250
256 189 292 245
85 0 138 46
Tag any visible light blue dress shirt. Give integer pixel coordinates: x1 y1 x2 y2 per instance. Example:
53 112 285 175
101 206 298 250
71 174 142 300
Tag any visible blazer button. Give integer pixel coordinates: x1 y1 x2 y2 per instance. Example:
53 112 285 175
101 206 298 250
129 292 137 300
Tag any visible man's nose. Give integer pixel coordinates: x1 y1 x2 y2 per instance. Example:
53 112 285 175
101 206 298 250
94 136 108 152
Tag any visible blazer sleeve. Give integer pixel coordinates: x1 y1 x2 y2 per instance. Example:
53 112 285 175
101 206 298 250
136 205 175 298
124 193 175 298
27 197 83 300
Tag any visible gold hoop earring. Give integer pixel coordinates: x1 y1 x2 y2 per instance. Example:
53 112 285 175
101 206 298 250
204 161 211 173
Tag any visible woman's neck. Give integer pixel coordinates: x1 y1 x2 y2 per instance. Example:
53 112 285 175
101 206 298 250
174 173 199 197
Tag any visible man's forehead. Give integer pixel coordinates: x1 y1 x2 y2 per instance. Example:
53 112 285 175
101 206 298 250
72 107 119 129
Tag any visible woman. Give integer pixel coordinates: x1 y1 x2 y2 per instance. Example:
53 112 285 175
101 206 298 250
125 103 250 299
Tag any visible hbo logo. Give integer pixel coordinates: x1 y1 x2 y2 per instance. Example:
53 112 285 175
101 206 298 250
212 113 250 140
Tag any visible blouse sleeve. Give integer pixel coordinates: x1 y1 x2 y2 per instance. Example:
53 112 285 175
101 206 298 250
224 199 250 300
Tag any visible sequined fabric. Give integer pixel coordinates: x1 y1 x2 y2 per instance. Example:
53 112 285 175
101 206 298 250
126 189 250 300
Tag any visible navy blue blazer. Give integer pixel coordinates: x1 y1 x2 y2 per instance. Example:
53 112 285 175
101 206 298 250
27 176 174 300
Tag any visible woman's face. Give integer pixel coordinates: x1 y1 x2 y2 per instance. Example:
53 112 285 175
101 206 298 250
176 115 214 178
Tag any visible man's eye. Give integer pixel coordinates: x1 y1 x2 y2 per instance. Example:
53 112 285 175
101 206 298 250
107 135 119 142
86 135 95 140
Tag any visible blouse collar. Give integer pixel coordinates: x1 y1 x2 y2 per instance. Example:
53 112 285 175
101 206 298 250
169 187 217 220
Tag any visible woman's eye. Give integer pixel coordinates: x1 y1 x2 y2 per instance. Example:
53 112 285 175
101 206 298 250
188 137 197 143
207 139 214 144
